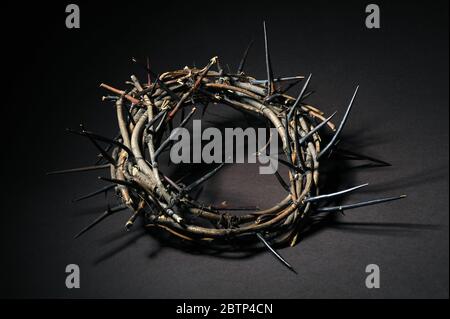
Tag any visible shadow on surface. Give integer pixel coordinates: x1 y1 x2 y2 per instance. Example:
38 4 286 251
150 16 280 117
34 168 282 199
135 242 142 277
87 109 441 266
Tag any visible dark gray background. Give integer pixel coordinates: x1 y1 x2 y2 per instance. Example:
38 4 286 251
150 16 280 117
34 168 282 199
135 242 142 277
0 0 448 298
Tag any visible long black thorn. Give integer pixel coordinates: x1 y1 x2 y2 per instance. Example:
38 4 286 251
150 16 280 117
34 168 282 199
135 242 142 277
263 21 274 96
251 75 305 84
318 85 359 158
123 104 136 127
95 132 122 165
47 164 111 176
305 183 369 203
288 73 312 119
72 184 116 202
163 175 183 192
99 177 163 209
301 90 315 100
185 163 226 193
237 39 254 74
145 109 167 133
154 111 168 134
257 152 303 174
78 124 117 165
315 195 406 213
279 158 303 173
279 79 303 95
98 176 142 191
99 179 172 222
299 111 337 144
175 172 191 184
84 130 133 159
274 171 291 192
67 128 134 158
154 107 197 159
256 233 297 274
74 204 128 239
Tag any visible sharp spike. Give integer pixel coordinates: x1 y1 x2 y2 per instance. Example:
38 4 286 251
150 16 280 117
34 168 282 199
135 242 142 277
95 131 122 165
163 175 182 192
67 128 134 158
179 107 197 127
154 107 197 159
84 130 133 158
153 111 168 134
124 105 136 126
46 164 111 176
250 75 305 84
299 111 337 144
288 73 312 119
185 163 226 193
263 21 274 95
256 233 297 274
74 204 128 239
258 152 303 174
78 124 117 165
145 109 167 133
318 85 359 158
276 76 304 82
279 80 303 95
72 184 116 202
305 183 369 203
237 39 254 74
274 170 291 192
301 90 315 100
315 194 406 213
100 178 172 222
175 172 191 184
279 158 303 173
98 176 141 190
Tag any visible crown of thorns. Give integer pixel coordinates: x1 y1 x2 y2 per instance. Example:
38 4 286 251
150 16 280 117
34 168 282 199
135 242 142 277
50 23 405 272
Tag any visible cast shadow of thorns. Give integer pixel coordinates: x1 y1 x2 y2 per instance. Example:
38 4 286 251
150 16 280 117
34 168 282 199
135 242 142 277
92 113 430 266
